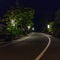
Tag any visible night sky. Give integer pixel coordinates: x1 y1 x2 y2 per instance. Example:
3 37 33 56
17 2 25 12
0 0 60 31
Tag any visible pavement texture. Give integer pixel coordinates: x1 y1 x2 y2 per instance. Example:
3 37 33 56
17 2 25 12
41 36 60 60
0 32 48 60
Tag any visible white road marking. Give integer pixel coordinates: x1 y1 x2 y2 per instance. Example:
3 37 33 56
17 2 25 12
35 34 51 60
0 33 51 60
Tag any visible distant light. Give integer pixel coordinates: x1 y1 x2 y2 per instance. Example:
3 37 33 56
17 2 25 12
47 25 50 28
11 19 15 26
32 27 34 31
28 26 30 29
11 19 14 24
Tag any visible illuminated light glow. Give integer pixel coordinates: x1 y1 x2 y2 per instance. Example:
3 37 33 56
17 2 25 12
32 27 34 31
28 26 31 29
11 19 15 26
47 25 50 28
11 19 14 24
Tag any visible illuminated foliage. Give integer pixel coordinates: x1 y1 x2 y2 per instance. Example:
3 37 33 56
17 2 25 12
48 22 55 32
2 6 34 37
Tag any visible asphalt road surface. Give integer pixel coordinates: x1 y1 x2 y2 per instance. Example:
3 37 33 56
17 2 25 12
0 32 60 60
41 36 60 60
0 32 49 60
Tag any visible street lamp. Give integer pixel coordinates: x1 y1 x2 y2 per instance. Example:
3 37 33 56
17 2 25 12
11 19 15 26
47 24 50 28
28 26 31 29
32 27 34 31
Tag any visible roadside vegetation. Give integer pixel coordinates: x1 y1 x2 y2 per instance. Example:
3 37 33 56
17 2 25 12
48 9 60 37
0 6 35 41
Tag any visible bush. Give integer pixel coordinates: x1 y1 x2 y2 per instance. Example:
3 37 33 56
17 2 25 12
52 22 60 37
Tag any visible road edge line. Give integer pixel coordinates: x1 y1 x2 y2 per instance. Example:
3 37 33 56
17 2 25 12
35 34 51 60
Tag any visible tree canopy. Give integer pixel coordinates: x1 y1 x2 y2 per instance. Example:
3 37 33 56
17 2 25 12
2 6 35 36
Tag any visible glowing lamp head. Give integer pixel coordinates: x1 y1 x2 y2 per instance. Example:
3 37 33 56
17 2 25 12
11 19 15 26
32 27 34 31
28 26 30 29
47 24 50 28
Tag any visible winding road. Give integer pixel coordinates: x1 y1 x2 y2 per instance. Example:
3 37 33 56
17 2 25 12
0 32 60 60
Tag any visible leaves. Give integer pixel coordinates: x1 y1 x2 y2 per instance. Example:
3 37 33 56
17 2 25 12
3 6 34 36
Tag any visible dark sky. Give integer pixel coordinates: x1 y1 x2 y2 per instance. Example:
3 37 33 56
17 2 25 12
0 0 60 31
0 0 60 19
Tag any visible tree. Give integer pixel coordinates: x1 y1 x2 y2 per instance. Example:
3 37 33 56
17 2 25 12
55 9 60 23
20 8 34 34
46 10 60 37
48 22 55 33
2 6 34 37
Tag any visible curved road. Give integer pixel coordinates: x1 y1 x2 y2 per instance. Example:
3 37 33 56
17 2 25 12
0 32 50 60
41 36 60 60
